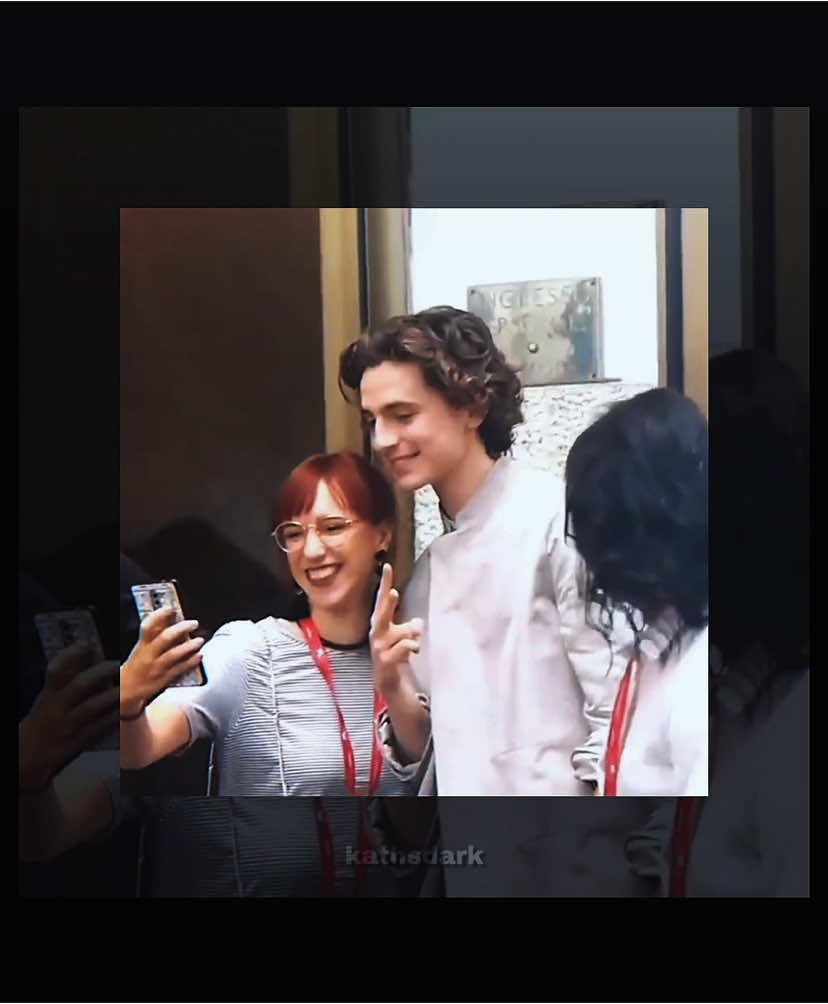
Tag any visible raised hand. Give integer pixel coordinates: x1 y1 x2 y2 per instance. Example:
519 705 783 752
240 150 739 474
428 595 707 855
19 642 120 791
119 607 204 719
369 563 423 698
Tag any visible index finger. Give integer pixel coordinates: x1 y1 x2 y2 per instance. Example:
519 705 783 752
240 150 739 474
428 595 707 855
138 606 178 639
372 562 395 629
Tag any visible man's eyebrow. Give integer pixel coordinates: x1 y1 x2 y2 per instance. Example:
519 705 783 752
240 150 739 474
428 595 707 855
361 401 418 417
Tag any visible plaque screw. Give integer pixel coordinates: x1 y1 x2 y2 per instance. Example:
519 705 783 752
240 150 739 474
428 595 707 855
528 342 539 353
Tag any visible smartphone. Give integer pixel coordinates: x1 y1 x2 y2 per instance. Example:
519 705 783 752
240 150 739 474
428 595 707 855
130 580 206 686
34 608 106 666
34 608 118 750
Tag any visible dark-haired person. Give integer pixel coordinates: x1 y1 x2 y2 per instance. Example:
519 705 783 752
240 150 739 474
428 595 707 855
685 350 808 896
621 354 808 897
340 307 627 797
564 387 709 797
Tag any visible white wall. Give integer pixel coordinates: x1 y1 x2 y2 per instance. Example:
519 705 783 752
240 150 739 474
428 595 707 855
409 107 741 359
410 208 660 386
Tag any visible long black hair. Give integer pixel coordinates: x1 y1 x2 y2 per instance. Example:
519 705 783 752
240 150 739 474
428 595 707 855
708 349 809 673
565 387 708 658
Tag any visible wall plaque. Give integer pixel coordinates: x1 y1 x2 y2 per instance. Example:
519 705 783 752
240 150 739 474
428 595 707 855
468 277 604 386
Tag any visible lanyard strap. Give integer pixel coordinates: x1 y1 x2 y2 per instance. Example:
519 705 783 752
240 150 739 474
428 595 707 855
667 713 715 896
299 618 386 797
299 618 387 896
669 797 700 897
606 654 701 895
604 655 641 797
312 797 375 896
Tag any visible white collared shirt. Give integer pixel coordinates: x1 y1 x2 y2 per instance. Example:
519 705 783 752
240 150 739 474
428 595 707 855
612 619 709 797
401 456 630 796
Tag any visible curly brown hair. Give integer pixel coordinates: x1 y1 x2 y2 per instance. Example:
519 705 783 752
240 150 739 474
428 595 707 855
339 306 524 459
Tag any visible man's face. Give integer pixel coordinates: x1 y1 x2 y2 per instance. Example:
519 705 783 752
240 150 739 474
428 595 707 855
360 361 480 493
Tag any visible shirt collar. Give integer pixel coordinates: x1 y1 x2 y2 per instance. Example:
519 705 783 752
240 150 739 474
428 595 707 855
439 455 513 533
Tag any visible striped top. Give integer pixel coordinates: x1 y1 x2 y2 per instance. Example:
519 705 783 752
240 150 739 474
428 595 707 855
152 618 418 798
134 797 424 897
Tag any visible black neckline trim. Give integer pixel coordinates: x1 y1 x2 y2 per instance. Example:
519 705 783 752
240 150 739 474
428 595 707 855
288 619 369 650
320 635 369 651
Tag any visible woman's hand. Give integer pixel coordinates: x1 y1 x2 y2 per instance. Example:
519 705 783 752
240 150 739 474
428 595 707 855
19 642 120 792
369 564 423 699
120 607 204 719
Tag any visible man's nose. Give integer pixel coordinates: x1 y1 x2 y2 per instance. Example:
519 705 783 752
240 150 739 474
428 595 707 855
372 416 397 452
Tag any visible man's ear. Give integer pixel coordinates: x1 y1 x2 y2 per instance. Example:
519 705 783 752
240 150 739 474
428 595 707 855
466 394 490 430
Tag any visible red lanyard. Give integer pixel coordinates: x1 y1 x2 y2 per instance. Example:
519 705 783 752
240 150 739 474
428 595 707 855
299 617 387 895
605 653 701 895
312 797 376 896
299 618 386 796
604 655 641 797
669 797 700 897
669 713 716 896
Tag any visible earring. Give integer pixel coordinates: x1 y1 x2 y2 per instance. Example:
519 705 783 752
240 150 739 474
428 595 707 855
374 549 388 576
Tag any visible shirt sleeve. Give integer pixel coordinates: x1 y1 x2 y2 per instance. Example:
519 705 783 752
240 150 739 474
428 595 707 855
150 620 263 748
667 631 710 796
381 554 435 790
364 795 443 889
377 694 433 783
623 797 678 895
546 508 631 789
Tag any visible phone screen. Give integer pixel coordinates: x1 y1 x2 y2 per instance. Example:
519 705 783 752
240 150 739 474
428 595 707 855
33 609 119 750
34 609 106 665
130 581 206 686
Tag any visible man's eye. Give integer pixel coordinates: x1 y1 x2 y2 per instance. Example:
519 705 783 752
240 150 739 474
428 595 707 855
396 413 414 422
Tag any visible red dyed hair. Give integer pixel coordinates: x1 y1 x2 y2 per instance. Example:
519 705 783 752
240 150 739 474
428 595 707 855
273 451 396 549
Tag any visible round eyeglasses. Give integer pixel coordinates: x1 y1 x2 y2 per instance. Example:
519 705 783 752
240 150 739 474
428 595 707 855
272 516 360 553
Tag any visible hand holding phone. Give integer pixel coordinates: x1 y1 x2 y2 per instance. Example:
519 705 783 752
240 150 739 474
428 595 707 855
130 582 207 688
120 583 206 721
34 608 106 666
21 622 121 790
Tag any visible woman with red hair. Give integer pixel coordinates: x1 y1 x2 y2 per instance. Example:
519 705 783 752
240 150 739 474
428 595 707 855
120 451 430 801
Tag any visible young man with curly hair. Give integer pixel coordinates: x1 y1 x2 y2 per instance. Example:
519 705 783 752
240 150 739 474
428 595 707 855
340 306 628 797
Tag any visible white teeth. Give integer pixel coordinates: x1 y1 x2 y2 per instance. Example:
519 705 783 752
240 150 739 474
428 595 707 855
306 566 340 583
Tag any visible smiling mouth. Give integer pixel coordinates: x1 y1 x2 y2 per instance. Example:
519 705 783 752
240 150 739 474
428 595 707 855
389 453 419 467
305 564 342 585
